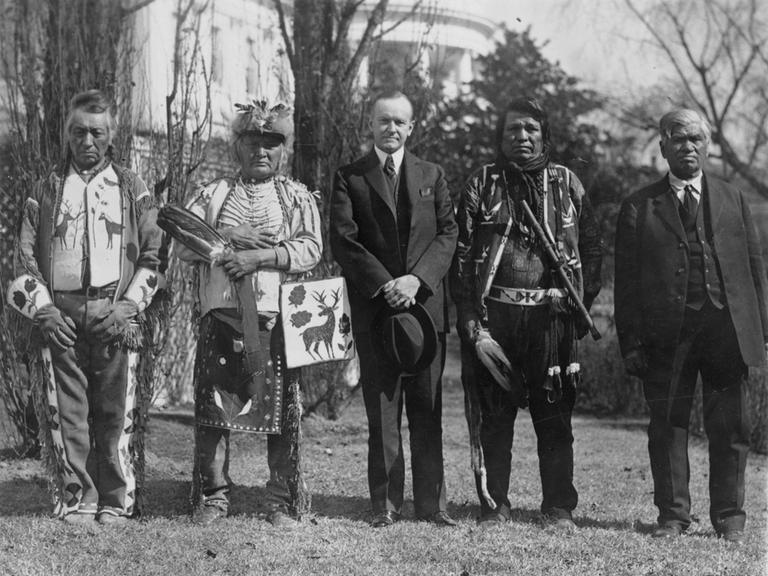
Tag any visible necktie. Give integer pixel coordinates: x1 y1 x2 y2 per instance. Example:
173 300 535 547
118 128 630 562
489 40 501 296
384 154 396 182
682 184 698 216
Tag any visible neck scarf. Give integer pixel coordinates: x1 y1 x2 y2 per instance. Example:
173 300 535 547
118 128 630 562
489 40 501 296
497 145 552 245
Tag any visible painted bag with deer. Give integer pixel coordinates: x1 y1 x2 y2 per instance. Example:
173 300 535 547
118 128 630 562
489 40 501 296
280 277 355 368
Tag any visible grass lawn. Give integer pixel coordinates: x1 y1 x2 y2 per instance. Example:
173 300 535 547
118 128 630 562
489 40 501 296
0 335 766 575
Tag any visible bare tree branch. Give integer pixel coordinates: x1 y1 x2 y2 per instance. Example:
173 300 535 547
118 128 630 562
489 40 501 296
121 0 157 15
371 0 424 42
273 0 295 73
341 0 388 85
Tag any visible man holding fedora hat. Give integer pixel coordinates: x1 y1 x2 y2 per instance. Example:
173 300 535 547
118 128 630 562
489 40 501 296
330 90 458 528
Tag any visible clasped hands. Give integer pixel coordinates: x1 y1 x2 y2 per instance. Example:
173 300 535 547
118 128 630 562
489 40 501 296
382 274 420 310
216 223 277 281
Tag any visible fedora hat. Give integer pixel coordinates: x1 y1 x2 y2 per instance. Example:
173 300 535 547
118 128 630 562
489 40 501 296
371 302 438 375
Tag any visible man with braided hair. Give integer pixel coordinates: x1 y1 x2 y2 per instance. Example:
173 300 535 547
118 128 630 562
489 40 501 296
451 97 602 527
176 100 322 527
10 89 164 525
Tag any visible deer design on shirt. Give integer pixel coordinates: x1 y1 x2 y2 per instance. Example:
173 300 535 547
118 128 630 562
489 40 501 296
53 201 83 249
301 288 341 359
98 212 124 249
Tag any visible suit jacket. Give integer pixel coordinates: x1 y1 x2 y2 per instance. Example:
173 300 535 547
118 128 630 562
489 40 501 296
330 149 458 333
615 172 768 373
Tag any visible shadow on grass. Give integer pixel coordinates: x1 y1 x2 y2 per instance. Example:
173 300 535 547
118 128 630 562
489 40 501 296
0 477 51 516
310 492 371 521
148 408 196 428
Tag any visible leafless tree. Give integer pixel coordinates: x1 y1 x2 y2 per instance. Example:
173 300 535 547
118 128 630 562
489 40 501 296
0 0 146 454
624 0 768 198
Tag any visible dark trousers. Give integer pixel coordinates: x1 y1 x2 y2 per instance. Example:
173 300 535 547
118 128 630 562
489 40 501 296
476 300 578 519
195 316 302 513
51 292 135 516
357 331 447 517
643 303 750 533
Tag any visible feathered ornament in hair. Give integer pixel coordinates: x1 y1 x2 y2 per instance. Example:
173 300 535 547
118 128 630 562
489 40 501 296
232 99 293 138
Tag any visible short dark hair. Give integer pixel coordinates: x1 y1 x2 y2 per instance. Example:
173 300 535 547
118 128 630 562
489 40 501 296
495 96 550 151
64 89 117 138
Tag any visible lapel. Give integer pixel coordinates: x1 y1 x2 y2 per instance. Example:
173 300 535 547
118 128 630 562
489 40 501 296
402 149 424 214
651 175 685 243
362 150 396 217
702 173 724 233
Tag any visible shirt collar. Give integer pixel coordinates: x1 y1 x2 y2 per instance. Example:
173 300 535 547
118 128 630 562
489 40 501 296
374 146 405 174
70 159 110 183
668 171 703 197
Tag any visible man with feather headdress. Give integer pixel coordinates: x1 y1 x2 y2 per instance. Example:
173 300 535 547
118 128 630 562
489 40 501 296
175 100 321 527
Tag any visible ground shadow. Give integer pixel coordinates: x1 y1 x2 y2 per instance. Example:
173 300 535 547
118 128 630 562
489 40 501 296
0 477 50 516
309 492 373 522
148 408 196 428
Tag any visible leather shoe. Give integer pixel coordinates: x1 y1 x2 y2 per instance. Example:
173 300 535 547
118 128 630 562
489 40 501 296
719 529 744 545
422 511 457 527
652 524 683 538
370 511 400 528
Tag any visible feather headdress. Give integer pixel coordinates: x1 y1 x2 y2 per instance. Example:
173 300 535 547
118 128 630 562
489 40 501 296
232 99 293 141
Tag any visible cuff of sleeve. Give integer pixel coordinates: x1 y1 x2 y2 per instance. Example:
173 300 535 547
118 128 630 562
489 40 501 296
123 267 165 312
274 246 290 270
7 274 52 319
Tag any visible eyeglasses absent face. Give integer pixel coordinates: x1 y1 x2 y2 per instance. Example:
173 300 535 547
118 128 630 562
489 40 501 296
660 123 709 179
370 96 414 154
68 109 112 170
235 133 285 181
501 111 543 164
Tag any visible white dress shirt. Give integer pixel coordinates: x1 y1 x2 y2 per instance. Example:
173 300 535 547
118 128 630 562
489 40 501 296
374 146 404 176
668 171 703 205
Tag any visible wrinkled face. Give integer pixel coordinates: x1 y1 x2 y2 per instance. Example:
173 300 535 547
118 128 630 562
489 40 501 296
660 122 709 179
370 96 414 154
235 133 284 181
68 109 112 170
500 111 544 164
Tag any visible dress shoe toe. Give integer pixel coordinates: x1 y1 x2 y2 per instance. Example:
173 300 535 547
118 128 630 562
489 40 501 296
371 511 399 528
719 529 744 545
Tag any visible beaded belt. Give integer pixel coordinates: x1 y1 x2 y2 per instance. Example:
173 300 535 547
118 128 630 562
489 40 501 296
487 285 566 307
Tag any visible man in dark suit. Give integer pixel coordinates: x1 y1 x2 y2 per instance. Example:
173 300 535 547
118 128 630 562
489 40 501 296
615 108 768 543
330 91 458 527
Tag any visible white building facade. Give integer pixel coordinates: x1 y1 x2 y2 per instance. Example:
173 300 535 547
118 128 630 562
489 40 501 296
131 0 501 136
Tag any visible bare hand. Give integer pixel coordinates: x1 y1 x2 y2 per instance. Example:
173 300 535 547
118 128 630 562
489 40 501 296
219 249 274 280
221 224 277 250
382 274 420 310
